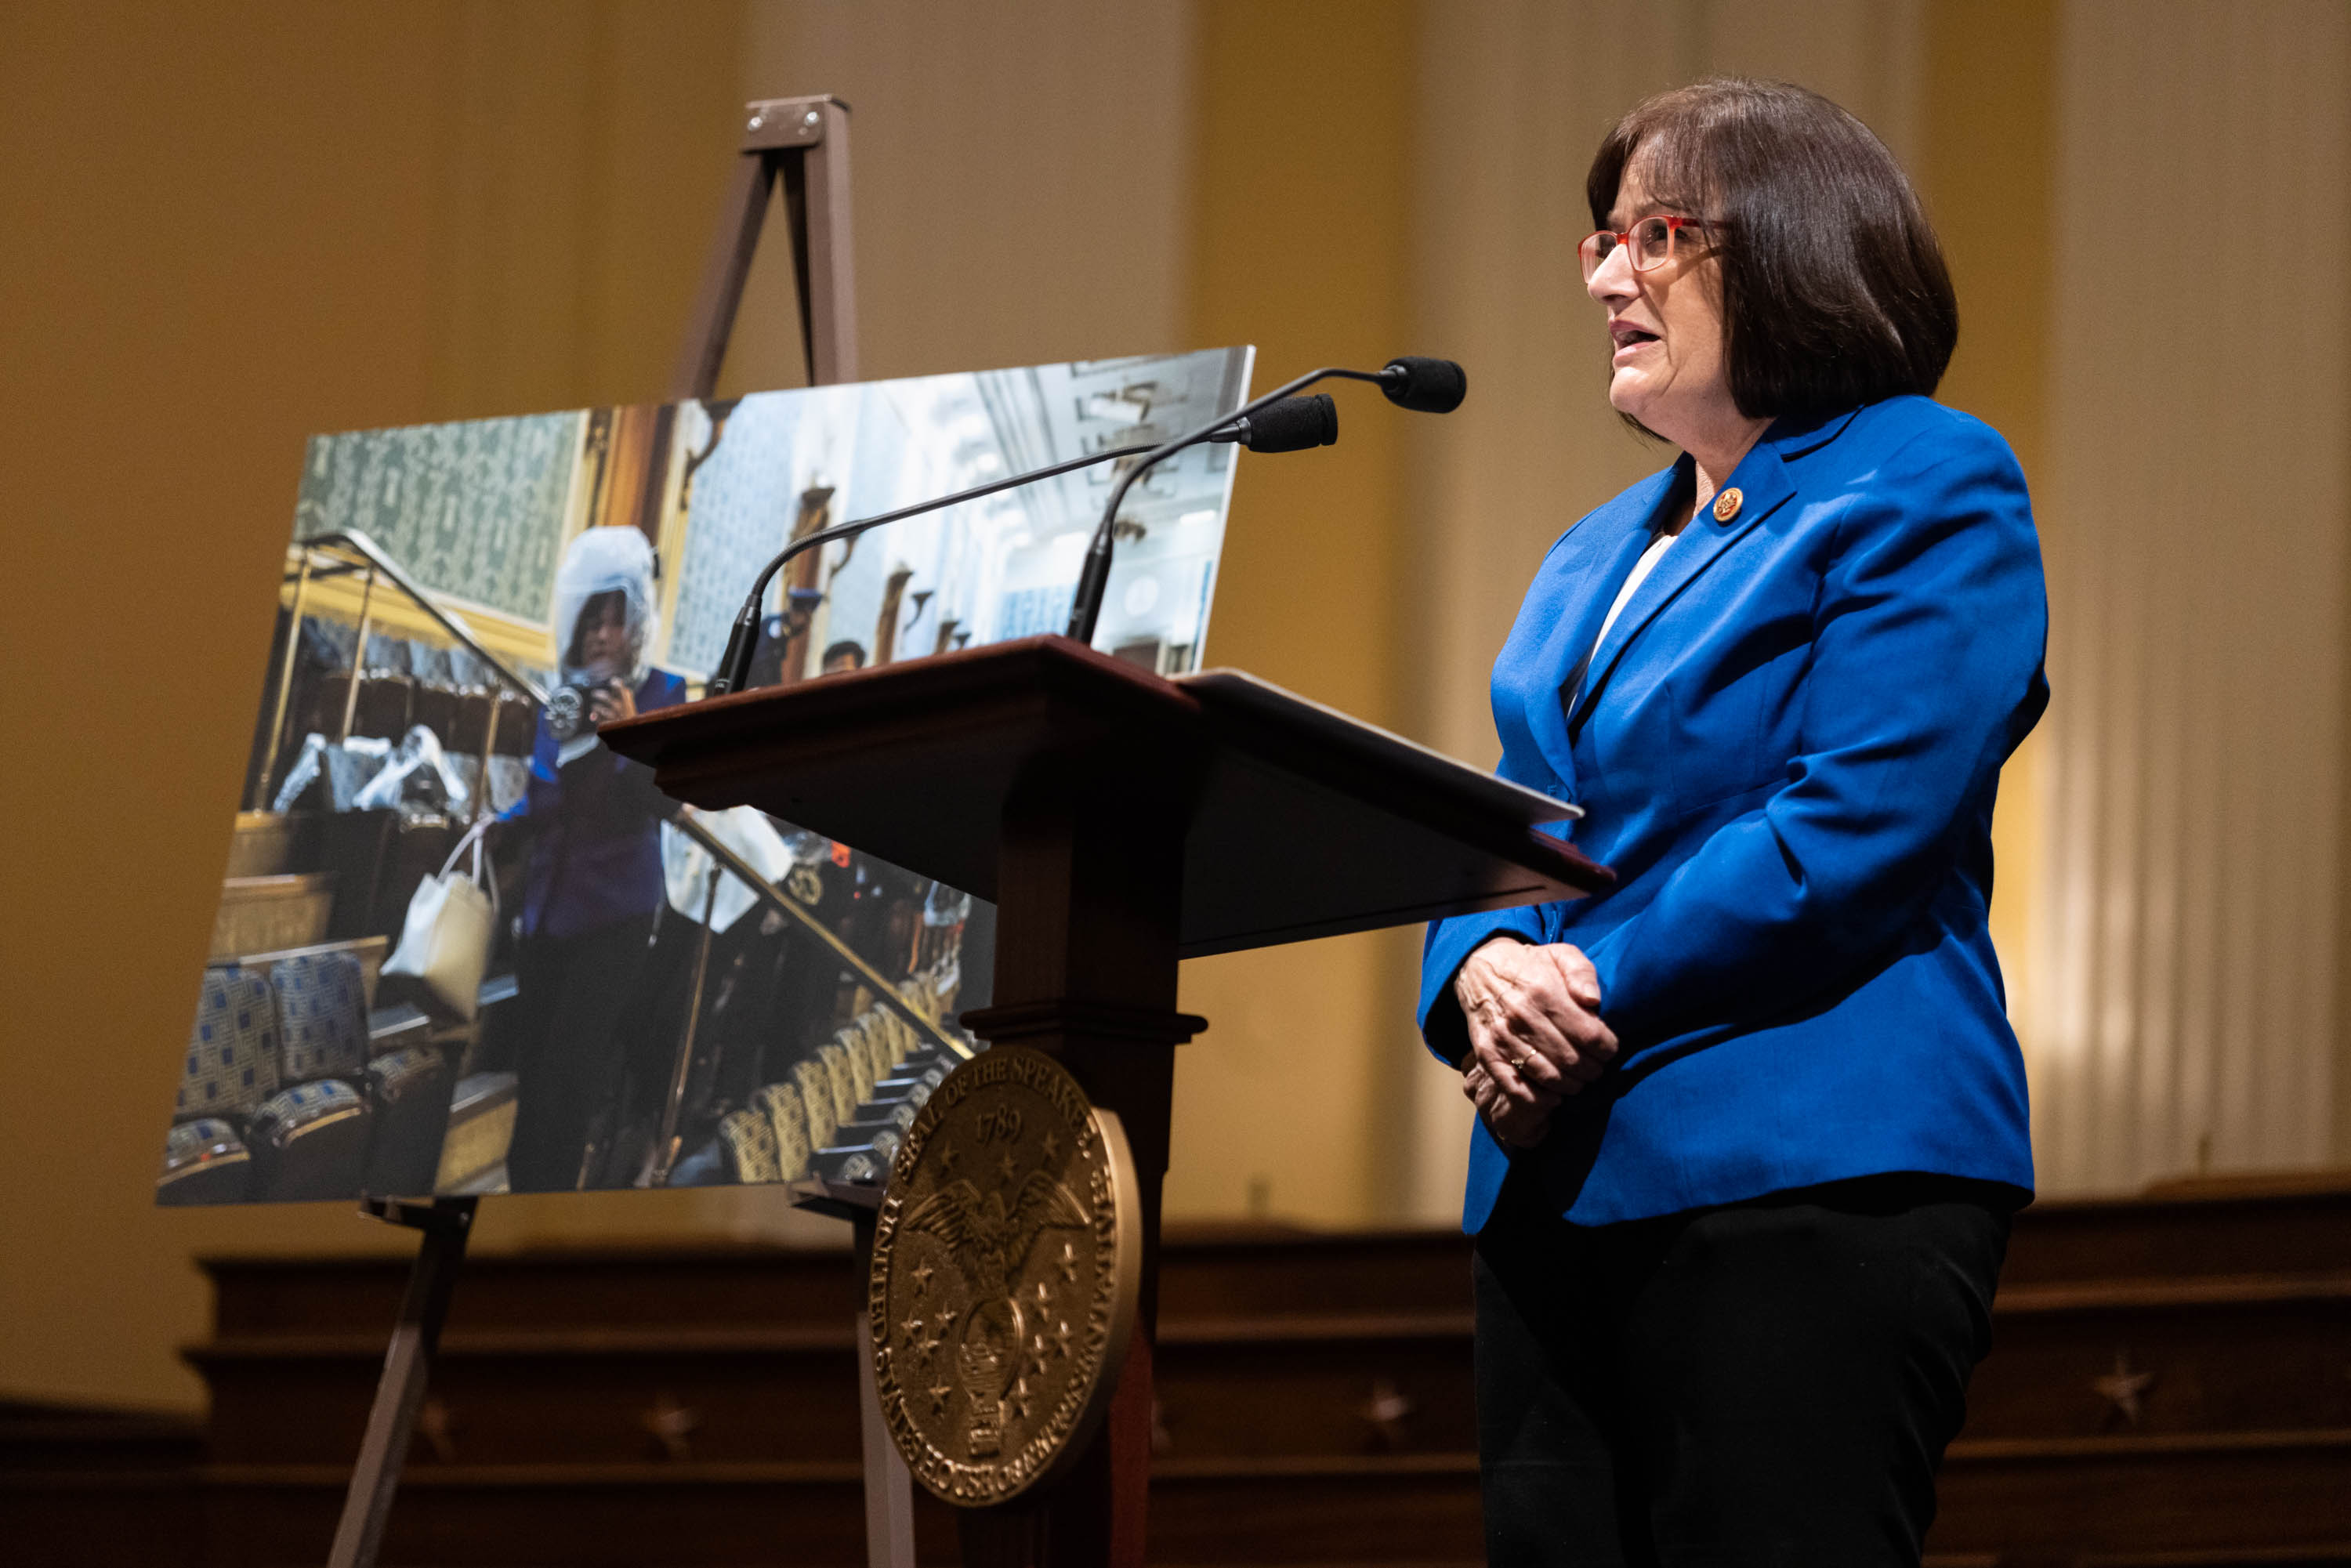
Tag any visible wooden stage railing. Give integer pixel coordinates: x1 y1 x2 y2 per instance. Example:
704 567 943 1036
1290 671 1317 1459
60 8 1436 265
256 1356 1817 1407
6 1177 2346 1566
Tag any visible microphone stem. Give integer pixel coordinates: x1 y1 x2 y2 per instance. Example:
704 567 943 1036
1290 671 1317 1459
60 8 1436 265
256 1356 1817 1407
1064 366 1389 646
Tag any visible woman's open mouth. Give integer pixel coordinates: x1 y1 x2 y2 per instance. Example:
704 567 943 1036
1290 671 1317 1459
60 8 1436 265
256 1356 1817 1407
1610 324 1660 362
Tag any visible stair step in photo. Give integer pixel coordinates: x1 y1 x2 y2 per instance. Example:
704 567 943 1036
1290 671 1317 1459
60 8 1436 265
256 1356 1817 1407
209 873 335 961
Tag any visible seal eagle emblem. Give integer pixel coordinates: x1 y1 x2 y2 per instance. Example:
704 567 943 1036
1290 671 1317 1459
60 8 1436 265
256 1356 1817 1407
869 1046 1140 1505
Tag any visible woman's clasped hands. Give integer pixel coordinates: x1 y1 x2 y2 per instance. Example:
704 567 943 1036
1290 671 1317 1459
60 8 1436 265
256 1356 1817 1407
1454 937 1618 1149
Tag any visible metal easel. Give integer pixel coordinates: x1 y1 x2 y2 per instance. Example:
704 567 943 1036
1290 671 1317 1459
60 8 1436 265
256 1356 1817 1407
672 93 857 397
324 92 869 1568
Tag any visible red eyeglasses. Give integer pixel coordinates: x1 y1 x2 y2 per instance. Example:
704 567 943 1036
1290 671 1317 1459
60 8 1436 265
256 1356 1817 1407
1579 215 1707 281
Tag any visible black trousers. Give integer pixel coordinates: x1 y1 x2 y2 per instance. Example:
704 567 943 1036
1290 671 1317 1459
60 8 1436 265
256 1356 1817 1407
1473 1170 2011 1566
505 918 651 1193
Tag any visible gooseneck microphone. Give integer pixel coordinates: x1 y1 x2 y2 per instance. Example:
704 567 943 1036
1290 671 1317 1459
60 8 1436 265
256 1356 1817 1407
1219 393 1339 454
701 397 1346 697
1379 355 1469 414
1064 356 1465 644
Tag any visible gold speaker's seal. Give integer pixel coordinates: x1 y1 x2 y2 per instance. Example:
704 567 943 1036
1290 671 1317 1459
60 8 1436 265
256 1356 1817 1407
868 1045 1140 1507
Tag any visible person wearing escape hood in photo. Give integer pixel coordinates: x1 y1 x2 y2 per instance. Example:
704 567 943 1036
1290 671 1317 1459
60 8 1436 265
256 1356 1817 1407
502 526 686 1191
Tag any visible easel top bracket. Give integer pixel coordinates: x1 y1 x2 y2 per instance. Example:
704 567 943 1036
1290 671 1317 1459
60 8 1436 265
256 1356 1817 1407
744 94 850 151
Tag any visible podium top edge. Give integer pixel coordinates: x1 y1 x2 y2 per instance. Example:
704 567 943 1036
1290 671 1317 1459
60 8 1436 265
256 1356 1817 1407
1176 668 1578 826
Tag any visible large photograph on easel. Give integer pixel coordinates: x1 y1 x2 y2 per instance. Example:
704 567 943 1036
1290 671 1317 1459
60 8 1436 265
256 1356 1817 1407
159 346 1253 1204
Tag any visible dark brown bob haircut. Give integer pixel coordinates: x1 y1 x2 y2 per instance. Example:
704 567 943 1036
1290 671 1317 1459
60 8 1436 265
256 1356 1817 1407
1588 78 1957 423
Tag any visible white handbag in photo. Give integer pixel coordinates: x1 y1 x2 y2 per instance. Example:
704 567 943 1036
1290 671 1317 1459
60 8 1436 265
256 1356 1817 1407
382 818 498 1020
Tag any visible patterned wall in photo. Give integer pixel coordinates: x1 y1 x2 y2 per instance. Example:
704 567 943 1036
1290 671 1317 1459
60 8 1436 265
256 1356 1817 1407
292 411 585 622
669 393 806 674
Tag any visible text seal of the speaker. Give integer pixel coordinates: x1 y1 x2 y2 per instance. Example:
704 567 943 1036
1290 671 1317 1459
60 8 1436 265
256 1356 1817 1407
868 1045 1140 1506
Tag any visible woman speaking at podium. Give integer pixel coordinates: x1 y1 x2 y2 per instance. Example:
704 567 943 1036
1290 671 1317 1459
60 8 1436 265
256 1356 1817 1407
1417 80 2047 1564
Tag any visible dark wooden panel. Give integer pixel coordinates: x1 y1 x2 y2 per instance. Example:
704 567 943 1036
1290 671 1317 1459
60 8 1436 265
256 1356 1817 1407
1966 1277 2351 1439
195 1331 864 1466
199 1225 1469 1340
0 1400 204 1470
26 1176 2320 1566
198 1463 962 1566
1153 1317 1477 1460
0 1403 206 1568
0 1471 207 1568
1146 1455 1482 1565
1150 1228 1472 1322
2002 1187 2351 1287
2075 1548 2351 1566
1928 1431 2351 1568
201 1245 860 1337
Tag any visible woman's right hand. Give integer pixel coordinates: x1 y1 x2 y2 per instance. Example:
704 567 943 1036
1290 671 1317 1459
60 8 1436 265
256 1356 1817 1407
1454 938 1619 1144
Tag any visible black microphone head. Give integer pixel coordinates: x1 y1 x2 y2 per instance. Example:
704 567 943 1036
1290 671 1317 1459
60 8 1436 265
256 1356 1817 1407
1241 393 1339 453
1380 356 1467 414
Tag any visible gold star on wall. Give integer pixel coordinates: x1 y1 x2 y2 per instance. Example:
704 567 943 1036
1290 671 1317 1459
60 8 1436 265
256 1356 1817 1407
640 1393 701 1463
414 1396 460 1463
2092 1349 2157 1424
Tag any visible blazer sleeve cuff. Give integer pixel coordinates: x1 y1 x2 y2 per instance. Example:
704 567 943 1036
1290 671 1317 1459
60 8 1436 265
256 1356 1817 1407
1418 904 1545 1069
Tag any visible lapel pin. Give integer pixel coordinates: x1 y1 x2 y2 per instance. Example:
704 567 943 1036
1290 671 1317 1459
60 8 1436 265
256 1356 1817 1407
1712 487 1743 523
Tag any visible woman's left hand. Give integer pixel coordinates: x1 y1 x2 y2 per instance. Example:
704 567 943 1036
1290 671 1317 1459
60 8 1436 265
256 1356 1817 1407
1456 939 1618 1099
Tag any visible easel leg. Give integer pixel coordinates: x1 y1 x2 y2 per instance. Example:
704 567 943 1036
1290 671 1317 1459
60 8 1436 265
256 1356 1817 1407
326 1196 476 1568
672 87 871 1568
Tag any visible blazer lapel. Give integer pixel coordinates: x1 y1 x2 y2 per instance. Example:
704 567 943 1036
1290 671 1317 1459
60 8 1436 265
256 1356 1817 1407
1513 470 1675 788
1566 437 1798 734
1551 506 1665 704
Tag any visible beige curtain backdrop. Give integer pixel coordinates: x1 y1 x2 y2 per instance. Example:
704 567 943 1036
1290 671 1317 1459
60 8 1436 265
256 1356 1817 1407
733 2 1197 390
2025 0 2351 1193
12 0 2349 1414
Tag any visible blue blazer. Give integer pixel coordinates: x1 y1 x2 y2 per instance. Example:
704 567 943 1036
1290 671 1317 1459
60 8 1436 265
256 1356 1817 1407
1418 397 2048 1230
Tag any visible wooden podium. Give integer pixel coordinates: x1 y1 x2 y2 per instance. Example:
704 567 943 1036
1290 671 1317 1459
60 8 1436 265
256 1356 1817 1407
601 633 1610 1566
